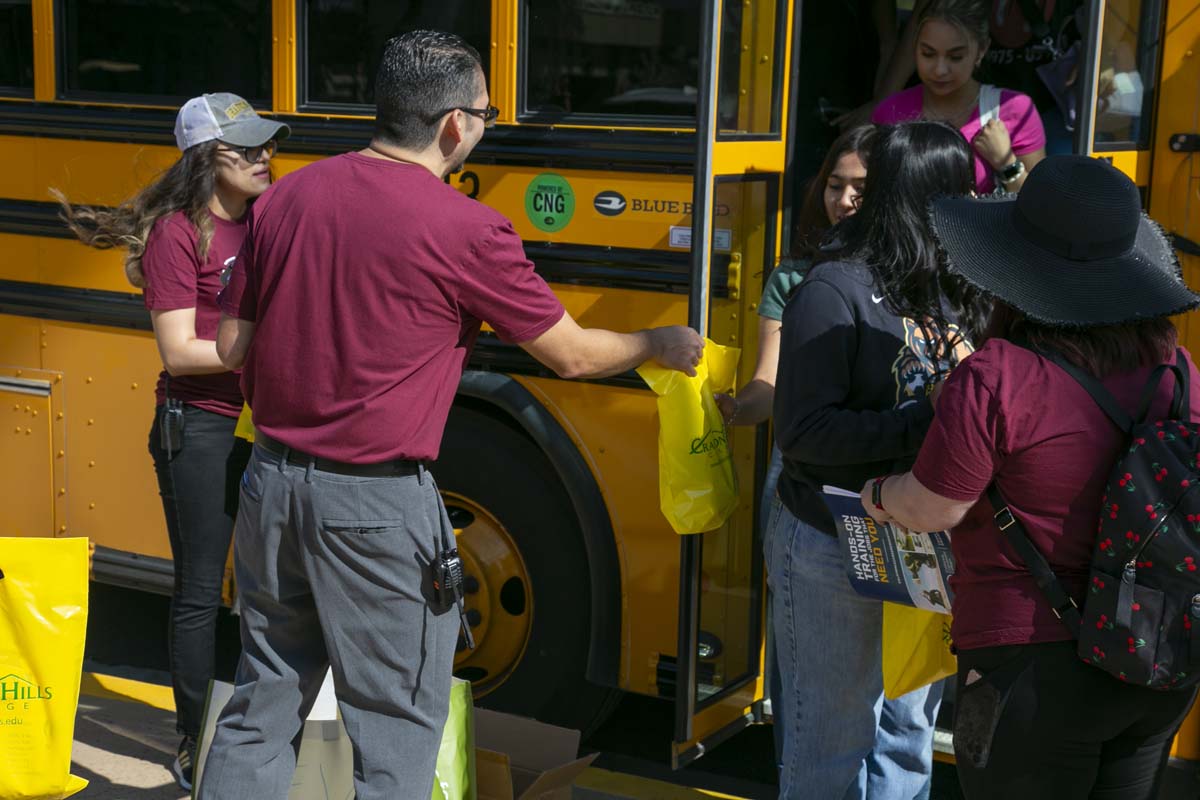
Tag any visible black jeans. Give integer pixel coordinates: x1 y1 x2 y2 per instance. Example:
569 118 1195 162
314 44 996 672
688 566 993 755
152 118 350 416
954 640 1198 800
148 403 252 737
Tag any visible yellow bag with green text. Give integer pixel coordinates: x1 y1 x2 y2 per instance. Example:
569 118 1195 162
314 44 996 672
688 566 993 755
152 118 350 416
0 537 89 799
882 602 956 700
637 339 741 534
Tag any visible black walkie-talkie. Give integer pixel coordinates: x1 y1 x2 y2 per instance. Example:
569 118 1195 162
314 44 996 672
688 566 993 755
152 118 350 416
159 377 185 456
433 547 475 650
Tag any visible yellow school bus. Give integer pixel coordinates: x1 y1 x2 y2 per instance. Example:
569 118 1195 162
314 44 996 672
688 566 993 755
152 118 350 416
1 0 1199 781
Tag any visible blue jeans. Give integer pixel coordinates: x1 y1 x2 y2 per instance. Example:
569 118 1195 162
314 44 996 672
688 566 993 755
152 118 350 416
760 447 785 770
767 499 942 800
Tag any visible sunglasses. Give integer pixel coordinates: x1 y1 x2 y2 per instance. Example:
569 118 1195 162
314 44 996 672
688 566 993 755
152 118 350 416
432 105 499 129
217 139 278 164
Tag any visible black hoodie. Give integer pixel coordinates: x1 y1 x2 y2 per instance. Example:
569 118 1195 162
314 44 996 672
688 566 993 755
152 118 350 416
773 258 969 535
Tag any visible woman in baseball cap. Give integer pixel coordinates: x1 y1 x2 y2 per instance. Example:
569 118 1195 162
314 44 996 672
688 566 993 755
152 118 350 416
53 93 288 790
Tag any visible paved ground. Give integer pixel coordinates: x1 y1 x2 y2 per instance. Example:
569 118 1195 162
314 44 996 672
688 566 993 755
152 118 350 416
65 671 737 800
70 687 186 800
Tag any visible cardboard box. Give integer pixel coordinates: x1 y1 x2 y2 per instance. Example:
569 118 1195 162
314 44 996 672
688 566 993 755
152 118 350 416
474 708 599 800
193 675 596 800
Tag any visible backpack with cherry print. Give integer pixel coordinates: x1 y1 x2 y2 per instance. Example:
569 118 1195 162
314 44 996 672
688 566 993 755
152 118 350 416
988 348 1200 689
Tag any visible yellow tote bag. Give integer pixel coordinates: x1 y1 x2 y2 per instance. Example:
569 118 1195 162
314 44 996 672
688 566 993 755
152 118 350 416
0 537 89 799
637 339 741 534
882 603 956 700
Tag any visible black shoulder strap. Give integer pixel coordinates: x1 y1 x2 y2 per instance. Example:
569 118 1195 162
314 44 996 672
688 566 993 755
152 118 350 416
986 484 1082 638
1041 351 1135 434
1136 349 1191 423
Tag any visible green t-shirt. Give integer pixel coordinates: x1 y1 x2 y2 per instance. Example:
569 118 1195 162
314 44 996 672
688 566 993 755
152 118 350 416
757 257 809 321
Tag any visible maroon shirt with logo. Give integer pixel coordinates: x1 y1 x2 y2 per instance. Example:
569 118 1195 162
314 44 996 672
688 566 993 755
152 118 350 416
218 153 565 463
912 339 1200 651
141 210 246 417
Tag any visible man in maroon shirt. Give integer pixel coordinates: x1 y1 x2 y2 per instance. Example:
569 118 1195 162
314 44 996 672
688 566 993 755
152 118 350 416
197 30 701 800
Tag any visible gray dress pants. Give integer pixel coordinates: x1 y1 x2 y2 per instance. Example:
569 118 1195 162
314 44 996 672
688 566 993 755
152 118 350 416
197 443 459 800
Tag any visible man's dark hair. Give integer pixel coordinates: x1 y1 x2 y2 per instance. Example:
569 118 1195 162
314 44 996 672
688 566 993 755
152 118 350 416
373 30 484 150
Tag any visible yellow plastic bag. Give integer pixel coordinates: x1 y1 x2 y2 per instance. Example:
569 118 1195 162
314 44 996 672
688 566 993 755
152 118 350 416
0 537 89 799
234 402 255 443
637 339 741 534
882 603 956 700
431 678 476 800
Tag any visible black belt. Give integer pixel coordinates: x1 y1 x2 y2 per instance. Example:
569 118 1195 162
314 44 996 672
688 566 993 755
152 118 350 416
255 433 422 478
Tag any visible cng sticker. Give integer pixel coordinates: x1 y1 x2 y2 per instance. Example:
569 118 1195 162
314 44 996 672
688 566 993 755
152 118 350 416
525 173 575 233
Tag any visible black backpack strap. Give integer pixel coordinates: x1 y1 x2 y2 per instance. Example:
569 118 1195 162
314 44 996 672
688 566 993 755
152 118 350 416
1136 348 1190 422
987 484 1082 638
1040 351 1134 434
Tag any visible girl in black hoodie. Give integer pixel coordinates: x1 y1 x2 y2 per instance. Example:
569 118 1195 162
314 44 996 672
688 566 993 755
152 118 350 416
769 120 986 799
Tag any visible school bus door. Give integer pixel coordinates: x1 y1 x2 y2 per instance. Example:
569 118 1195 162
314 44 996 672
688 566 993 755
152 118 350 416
672 0 795 767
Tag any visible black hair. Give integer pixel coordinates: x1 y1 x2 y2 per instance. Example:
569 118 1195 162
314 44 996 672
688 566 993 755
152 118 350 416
790 125 875 260
830 120 988 344
373 30 484 150
984 303 1178 378
917 0 991 53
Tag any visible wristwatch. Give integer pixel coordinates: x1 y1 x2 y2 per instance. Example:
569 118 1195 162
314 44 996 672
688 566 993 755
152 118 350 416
998 158 1025 186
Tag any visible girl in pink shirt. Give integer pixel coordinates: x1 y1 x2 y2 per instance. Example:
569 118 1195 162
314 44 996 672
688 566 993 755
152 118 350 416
872 0 1046 194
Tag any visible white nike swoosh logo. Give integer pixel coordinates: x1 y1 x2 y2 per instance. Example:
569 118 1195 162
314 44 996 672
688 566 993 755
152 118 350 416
871 294 885 304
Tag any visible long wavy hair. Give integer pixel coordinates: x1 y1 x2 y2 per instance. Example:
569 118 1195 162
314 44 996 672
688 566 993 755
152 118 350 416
52 141 220 288
790 125 875 260
827 120 988 348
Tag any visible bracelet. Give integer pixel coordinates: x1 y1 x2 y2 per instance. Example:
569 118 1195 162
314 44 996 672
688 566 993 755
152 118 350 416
871 475 890 511
998 158 1025 185
728 396 740 425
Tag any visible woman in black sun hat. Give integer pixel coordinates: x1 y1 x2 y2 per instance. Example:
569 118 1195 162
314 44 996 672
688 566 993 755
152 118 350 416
861 155 1200 798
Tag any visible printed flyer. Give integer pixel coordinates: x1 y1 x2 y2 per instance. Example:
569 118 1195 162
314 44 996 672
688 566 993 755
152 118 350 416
821 486 956 614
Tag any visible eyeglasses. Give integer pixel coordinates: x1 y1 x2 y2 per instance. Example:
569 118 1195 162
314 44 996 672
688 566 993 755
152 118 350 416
432 105 499 129
217 139 278 164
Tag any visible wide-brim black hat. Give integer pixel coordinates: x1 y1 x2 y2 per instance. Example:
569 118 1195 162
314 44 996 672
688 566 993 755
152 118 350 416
930 155 1200 327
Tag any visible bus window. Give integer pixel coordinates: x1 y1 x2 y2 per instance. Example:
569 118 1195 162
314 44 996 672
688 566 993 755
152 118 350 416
523 0 701 121
715 0 785 135
1093 0 1163 149
0 0 33 95
61 0 272 103
301 0 491 108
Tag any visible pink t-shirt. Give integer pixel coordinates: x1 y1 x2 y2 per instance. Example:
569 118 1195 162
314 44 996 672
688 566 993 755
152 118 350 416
872 85 1046 194
912 339 1200 651
219 153 566 464
141 210 245 417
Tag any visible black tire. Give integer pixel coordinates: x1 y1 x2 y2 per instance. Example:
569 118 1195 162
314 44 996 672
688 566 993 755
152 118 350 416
435 404 621 735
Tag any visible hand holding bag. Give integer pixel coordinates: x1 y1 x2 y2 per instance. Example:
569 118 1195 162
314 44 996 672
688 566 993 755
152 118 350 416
637 339 741 534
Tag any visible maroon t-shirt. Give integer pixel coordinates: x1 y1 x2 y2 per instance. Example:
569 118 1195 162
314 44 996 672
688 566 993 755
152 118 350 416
141 210 246 417
913 338 1200 651
218 152 565 463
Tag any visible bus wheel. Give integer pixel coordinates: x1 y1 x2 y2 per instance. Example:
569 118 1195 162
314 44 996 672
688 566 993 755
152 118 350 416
436 405 621 736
